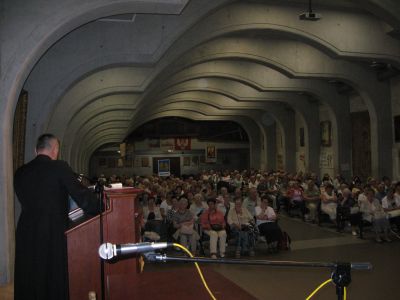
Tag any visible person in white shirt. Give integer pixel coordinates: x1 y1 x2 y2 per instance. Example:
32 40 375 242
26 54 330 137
320 184 337 222
189 193 208 221
255 196 282 253
382 188 400 232
228 197 255 258
243 187 260 217
160 192 173 220
143 197 163 236
360 188 391 243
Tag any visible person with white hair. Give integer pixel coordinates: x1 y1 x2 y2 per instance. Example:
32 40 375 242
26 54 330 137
320 183 337 223
172 198 199 252
360 188 391 243
337 188 360 235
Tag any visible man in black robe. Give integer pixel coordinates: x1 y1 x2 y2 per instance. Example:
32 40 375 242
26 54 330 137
14 133 100 300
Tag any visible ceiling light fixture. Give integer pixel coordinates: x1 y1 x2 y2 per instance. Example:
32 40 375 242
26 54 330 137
299 0 321 21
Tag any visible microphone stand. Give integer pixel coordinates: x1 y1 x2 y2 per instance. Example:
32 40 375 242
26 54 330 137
95 182 106 300
144 253 370 300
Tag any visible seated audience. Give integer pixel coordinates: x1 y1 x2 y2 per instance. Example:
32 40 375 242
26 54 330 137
243 187 260 217
320 183 337 223
172 198 199 253
303 179 320 223
287 181 306 219
142 197 163 235
96 170 400 246
190 193 208 221
255 195 282 253
160 192 173 220
382 188 400 232
200 198 227 258
337 188 360 235
228 197 255 258
360 188 391 243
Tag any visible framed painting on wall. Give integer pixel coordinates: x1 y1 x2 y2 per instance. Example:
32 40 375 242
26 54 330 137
158 159 170 176
205 145 217 163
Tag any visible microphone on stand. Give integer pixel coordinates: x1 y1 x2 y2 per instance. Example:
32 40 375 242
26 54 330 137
99 242 172 260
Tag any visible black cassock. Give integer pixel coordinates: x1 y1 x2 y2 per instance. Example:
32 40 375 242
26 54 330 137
14 154 99 300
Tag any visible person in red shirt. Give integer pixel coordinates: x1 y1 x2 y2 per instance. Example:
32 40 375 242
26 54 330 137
200 198 227 259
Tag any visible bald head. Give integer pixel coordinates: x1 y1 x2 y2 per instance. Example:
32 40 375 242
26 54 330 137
35 133 60 160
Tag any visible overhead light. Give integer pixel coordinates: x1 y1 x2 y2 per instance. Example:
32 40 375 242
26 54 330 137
299 0 321 21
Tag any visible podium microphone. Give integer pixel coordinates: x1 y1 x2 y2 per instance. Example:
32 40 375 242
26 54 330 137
99 242 172 260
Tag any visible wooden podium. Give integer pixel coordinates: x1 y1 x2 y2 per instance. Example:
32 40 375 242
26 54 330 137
66 188 142 300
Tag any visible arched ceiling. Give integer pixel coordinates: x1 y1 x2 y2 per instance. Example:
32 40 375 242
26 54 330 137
21 0 400 172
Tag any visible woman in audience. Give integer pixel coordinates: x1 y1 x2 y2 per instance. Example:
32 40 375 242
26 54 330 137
142 197 163 240
200 198 227 258
190 193 208 220
172 198 199 253
337 188 360 235
228 197 255 258
217 193 232 217
303 179 320 223
320 183 337 223
287 180 306 219
360 188 391 243
160 192 173 220
382 188 400 232
189 193 208 237
255 195 282 253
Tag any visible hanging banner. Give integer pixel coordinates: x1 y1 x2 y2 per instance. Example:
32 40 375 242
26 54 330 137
205 145 217 163
320 149 334 169
175 137 191 150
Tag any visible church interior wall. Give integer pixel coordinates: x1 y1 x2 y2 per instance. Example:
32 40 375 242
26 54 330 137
2 0 400 286
90 138 250 177
349 94 368 113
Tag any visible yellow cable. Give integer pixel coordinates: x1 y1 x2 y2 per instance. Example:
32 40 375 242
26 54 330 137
171 244 347 300
305 279 332 300
173 243 217 300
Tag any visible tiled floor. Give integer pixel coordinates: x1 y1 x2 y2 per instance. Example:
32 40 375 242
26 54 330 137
215 216 400 300
2 215 399 299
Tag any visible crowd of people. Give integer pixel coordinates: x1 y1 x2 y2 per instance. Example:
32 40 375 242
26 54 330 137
96 169 400 258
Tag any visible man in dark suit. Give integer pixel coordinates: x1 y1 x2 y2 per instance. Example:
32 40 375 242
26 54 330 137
14 133 100 300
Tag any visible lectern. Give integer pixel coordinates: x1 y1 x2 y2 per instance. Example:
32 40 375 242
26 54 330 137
66 188 142 300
